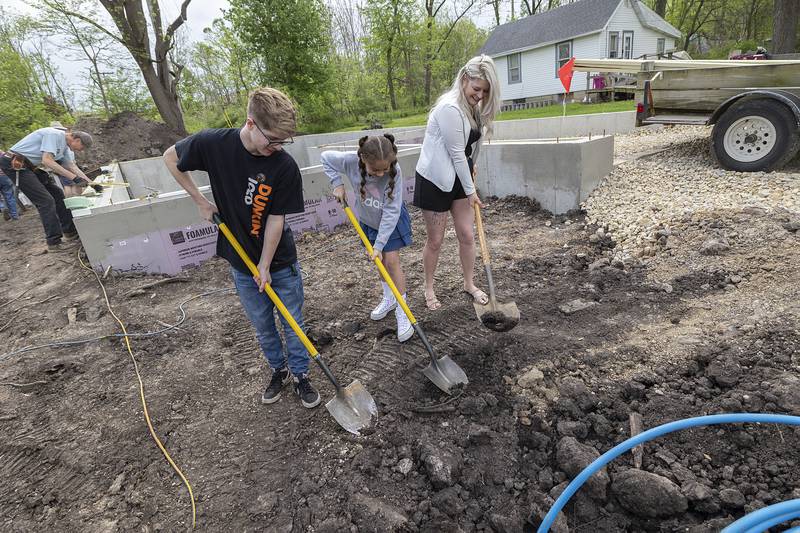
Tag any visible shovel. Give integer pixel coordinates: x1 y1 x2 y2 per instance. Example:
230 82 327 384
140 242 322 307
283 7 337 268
213 213 377 435
340 200 468 395
472 203 520 332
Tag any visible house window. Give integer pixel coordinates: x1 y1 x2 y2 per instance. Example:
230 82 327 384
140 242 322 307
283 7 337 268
623 31 634 59
508 53 521 84
608 32 620 58
555 40 572 77
657 38 665 55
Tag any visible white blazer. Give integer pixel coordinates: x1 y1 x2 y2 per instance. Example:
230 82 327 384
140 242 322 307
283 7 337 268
415 96 482 196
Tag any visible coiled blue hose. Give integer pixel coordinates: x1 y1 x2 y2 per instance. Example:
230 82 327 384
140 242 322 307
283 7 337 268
722 499 800 533
537 413 800 533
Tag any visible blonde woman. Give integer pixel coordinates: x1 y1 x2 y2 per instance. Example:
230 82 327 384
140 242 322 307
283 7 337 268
413 55 501 310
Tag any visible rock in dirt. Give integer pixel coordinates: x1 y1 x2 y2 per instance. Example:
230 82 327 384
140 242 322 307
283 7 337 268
782 221 800 233
395 458 414 476
489 512 522 533
419 444 462 490
558 377 596 411
556 420 588 439
108 473 126 495
556 437 609 499
469 425 495 446
528 499 570 533
517 367 544 389
699 239 730 256
588 257 609 271
771 375 800 412
682 480 714 504
719 488 746 508
705 359 741 388
612 469 687 518
431 486 465 518
349 493 409 532
559 299 598 315
307 326 333 347
460 396 487 415
340 321 362 336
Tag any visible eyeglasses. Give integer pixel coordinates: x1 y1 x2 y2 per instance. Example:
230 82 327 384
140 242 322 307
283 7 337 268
249 118 294 147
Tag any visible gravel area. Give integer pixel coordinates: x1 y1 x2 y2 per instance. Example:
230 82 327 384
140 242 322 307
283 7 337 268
586 125 800 260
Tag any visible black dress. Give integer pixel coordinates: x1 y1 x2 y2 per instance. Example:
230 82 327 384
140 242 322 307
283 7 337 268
413 126 482 212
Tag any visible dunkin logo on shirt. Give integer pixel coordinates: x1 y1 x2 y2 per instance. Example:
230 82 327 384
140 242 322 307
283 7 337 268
244 174 273 236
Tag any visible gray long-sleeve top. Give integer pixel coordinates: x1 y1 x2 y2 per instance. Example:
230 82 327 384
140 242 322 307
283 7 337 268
321 150 404 253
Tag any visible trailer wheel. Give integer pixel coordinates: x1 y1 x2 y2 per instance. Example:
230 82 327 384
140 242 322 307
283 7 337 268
711 99 800 172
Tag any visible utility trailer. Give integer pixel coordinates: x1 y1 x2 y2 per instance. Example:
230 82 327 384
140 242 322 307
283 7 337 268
574 58 800 172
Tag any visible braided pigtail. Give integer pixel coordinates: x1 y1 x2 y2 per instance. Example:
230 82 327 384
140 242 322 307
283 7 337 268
383 134 398 201
357 136 368 201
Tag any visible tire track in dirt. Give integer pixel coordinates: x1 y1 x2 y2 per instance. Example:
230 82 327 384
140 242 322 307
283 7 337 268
0 443 99 505
349 304 487 401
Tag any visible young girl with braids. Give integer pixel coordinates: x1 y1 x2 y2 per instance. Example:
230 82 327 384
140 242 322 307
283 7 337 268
321 134 414 342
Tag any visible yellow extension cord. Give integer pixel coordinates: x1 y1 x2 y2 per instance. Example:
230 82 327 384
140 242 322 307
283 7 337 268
77 248 197 528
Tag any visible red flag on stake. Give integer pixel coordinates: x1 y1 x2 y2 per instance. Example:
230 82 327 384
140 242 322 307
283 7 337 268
558 57 576 93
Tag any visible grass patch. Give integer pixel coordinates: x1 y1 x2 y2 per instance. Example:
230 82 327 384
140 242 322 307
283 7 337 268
332 100 635 132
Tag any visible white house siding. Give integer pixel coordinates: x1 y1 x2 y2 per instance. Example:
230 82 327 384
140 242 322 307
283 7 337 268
496 33 598 102
605 0 675 58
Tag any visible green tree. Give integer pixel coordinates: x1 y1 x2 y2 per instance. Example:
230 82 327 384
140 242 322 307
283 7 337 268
227 0 333 100
36 0 119 116
41 0 193 134
422 0 479 104
364 0 419 110
0 10 59 147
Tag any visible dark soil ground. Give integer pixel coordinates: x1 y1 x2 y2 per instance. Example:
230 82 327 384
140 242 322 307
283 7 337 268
73 112 184 171
0 137 799 532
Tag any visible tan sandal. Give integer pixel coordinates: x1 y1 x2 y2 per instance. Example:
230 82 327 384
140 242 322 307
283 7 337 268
464 287 489 305
424 291 442 311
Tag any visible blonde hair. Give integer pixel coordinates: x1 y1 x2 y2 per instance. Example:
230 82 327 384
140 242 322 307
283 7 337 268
247 87 297 138
435 55 501 137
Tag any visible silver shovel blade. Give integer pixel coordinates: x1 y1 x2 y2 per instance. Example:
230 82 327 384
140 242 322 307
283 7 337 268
422 356 468 395
474 300 520 332
325 380 378 435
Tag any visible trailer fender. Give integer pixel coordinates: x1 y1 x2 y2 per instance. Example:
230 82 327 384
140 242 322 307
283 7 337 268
710 90 800 128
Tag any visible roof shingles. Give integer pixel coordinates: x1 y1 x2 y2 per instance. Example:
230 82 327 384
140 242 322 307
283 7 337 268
480 0 680 57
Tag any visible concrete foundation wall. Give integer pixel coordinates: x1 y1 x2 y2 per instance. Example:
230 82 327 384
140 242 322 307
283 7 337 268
117 157 209 198
74 114 619 274
73 188 219 276
475 136 614 214
285 127 425 168
284 111 633 167
490 111 634 140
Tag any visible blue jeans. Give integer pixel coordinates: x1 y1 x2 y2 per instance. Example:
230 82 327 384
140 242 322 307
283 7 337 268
231 262 310 375
0 171 18 219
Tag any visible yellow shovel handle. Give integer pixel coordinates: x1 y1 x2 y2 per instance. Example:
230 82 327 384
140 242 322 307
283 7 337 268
214 216 320 358
342 206 417 325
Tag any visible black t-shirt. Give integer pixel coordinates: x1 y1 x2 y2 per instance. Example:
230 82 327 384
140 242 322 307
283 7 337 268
175 128 304 274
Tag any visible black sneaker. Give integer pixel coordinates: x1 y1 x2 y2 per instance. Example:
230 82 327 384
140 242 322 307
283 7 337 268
63 231 79 241
293 374 321 408
261 368 289 404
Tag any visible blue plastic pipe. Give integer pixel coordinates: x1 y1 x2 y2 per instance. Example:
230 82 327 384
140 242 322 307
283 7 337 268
537 413 800 533
722 500 800 533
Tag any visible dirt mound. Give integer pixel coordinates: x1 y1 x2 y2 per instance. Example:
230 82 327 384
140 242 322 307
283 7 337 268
73 112 184 171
